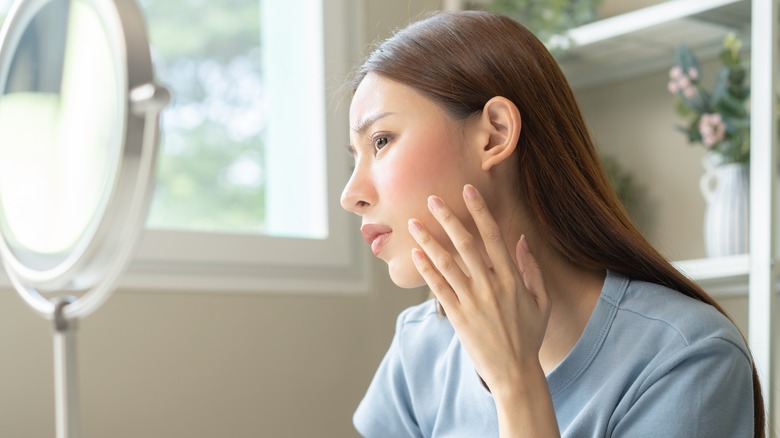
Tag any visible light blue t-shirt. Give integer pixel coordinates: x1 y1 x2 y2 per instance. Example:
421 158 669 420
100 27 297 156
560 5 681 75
354 271 754 437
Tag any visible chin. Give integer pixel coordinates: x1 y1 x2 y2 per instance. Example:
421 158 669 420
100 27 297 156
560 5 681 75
387 258 427 289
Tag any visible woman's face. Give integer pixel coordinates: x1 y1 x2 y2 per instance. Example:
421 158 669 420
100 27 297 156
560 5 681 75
341 73 484 288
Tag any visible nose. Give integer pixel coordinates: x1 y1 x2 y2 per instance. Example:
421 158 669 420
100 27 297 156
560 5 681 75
340 163 376 215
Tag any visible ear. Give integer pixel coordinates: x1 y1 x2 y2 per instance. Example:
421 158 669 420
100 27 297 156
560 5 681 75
475 96 521 172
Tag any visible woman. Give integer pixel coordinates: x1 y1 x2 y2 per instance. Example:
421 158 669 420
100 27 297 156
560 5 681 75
341 10 763 437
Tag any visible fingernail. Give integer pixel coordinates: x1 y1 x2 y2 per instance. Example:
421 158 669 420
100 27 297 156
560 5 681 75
520 234 530 252
408 218 423 234
411 248 424 263
428 196 444 211
464 184 478 200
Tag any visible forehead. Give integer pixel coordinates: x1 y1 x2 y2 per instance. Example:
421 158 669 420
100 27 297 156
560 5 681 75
349 73 443 128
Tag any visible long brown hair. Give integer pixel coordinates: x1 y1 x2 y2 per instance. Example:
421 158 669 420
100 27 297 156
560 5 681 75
350 10 765 436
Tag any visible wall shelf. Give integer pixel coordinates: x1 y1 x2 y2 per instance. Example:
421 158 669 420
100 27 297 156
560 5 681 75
552 0 758 297
674 254 749 297
557 0 751 90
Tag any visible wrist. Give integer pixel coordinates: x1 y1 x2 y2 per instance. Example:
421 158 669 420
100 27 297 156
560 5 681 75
491 363 560 438
490 360 547 404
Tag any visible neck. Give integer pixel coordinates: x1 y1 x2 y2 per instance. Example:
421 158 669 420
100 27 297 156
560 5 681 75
499 213 605 375
532 234 605 374
474 178 606 375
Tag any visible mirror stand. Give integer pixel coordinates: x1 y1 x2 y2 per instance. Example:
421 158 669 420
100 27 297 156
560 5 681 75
53 297 80 438
0 0 168 436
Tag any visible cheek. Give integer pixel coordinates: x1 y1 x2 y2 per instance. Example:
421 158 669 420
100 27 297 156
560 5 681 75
384 159 439 205
380 142 473 248
372 132 478 290
382 138 464 207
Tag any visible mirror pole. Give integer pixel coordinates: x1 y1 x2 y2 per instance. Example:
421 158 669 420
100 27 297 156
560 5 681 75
53 297 81 438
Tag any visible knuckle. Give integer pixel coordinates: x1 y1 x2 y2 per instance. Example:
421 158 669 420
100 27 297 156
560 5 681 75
471 198 488 214
416 232 432 244
436 254 455 272
484 225 503 243
415 258 430 271
439 207 453 222
430 278 449 292
501 277 518 293
457 234 477 253
419 262 436 276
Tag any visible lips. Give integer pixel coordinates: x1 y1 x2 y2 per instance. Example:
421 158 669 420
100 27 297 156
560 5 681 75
361 223 393 256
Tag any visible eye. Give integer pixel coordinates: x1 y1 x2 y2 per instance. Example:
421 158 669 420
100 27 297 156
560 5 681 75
373 136 389 152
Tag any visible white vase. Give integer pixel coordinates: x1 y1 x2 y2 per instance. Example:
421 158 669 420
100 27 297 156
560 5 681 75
699 156 750 257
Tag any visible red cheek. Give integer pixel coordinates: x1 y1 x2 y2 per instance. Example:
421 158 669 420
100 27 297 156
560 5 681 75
384 132 462 190
379 140 457 212
377 141 468 248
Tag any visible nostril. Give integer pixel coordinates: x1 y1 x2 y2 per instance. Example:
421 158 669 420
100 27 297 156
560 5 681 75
357 200 370 208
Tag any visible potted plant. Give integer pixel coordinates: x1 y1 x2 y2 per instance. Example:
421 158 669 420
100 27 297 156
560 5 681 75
667 33 750 257
668 33 749 165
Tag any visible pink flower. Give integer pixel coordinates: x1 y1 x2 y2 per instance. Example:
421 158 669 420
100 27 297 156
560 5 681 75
687 67 699 80
683 85 696 99
699 113 726 148
667 81 679 94
669 66 683 79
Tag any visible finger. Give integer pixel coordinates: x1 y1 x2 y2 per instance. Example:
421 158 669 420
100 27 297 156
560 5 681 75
462 184 515 277
427 195 491 283
515 235 550 312
408 218 473 294
411 248 461 311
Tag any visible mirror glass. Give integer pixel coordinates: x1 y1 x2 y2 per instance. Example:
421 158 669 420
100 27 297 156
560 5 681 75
0 0 122 273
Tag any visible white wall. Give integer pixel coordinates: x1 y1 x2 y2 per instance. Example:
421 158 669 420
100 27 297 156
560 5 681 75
576 64 714 261
0 272 429 438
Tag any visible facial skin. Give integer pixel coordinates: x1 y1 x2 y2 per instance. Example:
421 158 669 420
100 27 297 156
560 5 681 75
341 73 489 288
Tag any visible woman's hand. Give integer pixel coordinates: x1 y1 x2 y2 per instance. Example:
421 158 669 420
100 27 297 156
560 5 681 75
408 184 559 437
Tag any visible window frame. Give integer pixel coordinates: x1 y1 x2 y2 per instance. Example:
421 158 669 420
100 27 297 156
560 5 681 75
0 0 370 295
120 0 370 295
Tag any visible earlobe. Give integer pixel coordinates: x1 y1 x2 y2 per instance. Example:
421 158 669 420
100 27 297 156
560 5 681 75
478 96 521 171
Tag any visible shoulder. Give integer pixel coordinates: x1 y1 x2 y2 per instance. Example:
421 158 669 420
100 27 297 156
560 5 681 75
394 299 456 353
609 272 749 362
397 298 440 325
548 274 757 436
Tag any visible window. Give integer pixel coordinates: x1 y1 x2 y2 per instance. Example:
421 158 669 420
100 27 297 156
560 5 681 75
127 0 369 293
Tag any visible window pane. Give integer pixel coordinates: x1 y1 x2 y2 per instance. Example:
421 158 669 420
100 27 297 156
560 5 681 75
140 0 327 238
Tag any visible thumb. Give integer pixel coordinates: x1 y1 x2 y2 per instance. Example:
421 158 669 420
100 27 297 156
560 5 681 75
515 235 548 307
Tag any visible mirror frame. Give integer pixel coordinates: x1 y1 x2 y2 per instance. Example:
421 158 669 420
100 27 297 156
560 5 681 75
0 0 168 320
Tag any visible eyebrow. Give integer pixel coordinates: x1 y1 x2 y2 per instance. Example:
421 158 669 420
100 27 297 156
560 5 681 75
347 112 396 156
351 111 395 136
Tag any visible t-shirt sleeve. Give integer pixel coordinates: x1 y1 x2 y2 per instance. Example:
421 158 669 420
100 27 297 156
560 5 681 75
613 337 754 437
353 310 423 438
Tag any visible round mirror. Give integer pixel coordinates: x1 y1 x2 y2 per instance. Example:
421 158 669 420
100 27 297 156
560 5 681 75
0 0 169 320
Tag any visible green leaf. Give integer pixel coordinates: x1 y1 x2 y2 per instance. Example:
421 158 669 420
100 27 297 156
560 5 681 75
716 93 749 117
710 69 729 106
675 44 701 73
674 98 694 117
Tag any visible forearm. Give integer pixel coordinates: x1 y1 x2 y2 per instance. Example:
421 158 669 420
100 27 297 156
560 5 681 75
493 363 560 438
